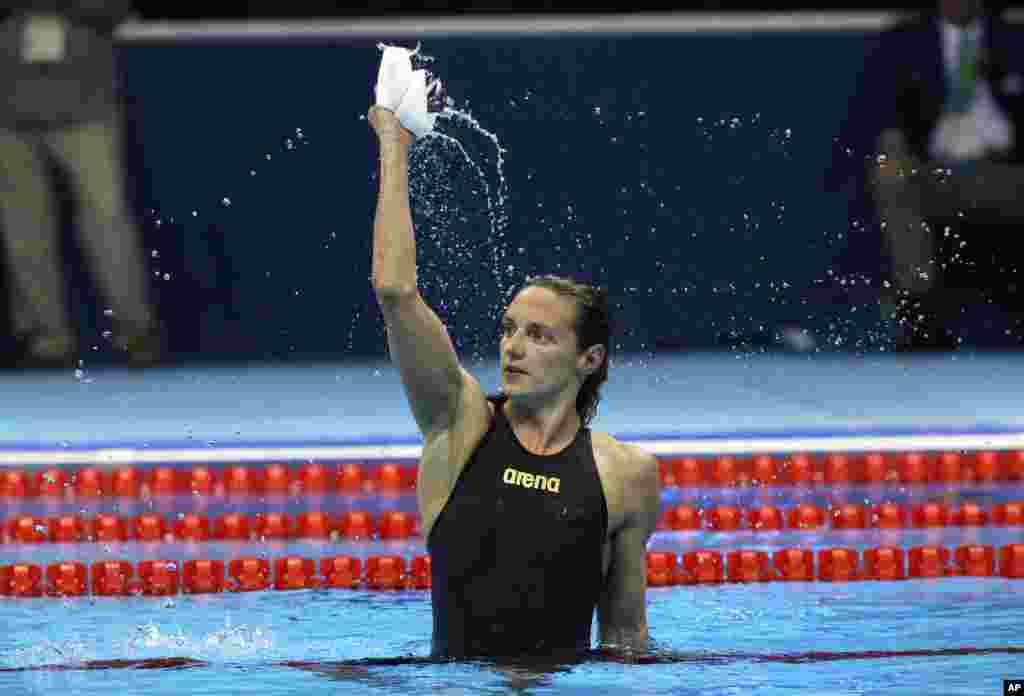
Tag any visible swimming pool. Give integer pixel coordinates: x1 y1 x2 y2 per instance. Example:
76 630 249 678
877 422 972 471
1 354 1023 696
0 451 1021 696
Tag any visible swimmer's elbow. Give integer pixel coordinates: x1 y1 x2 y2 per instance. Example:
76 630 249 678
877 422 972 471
374 282 419 305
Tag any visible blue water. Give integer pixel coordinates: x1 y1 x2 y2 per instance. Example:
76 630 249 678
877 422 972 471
0 570 1021 695
1 356 1023 694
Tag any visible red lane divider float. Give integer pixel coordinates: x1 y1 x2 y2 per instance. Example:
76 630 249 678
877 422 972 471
1 451 1024 501
2 502 1021 545
645 543 1024 586
1 510 422 544
0 554 434 597
659 451 1024 487
1 545 1021 598
657 501 1024 532
0 462 419 499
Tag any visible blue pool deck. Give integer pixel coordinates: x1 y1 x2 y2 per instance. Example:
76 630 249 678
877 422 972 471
0 351 1022 461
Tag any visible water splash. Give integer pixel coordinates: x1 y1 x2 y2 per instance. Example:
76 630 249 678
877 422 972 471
114 616 275 661
398 95 517 360
121 621 190 652
419 128 510 318
420 130 498 237
201 616 275 656
436 108 509 220
7 634 95 667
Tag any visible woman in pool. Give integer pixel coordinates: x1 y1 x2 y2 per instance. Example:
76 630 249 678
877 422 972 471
367 104 661 660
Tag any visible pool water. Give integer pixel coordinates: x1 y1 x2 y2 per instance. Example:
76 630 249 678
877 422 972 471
1 478 1022 695
1 573 1021 695
1 357 1023 695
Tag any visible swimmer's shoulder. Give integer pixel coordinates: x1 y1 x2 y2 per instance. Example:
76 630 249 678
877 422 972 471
591 431 657 476
590 431 661 508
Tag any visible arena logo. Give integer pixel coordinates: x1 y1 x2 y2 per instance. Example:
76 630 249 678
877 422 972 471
502 467 560 493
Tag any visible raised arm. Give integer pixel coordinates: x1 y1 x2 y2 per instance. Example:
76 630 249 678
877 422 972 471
368 106 465 439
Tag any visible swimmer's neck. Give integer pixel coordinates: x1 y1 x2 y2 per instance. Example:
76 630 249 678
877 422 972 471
503 394 582 455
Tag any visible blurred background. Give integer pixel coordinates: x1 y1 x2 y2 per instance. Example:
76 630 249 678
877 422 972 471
1 1 1023 371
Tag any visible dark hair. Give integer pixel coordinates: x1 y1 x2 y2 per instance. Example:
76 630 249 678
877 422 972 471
520 274 612 426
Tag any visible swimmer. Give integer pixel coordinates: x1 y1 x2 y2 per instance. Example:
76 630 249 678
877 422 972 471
367 104 661 660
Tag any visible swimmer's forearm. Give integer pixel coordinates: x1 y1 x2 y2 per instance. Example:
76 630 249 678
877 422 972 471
372 141 418 295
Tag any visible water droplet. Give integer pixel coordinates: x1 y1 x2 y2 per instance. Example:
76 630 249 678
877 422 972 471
150 249 160 259
163 273 171 281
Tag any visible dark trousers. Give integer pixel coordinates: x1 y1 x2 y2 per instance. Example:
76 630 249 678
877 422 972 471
870 128 1024 337
0 116 155 346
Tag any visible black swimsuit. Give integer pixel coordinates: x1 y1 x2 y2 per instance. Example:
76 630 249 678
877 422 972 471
427 394 609 659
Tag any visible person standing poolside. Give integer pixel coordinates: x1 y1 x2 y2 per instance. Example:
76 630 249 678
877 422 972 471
367 104 661 660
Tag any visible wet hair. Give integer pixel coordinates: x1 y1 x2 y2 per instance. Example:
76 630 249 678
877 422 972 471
519 274 612 426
